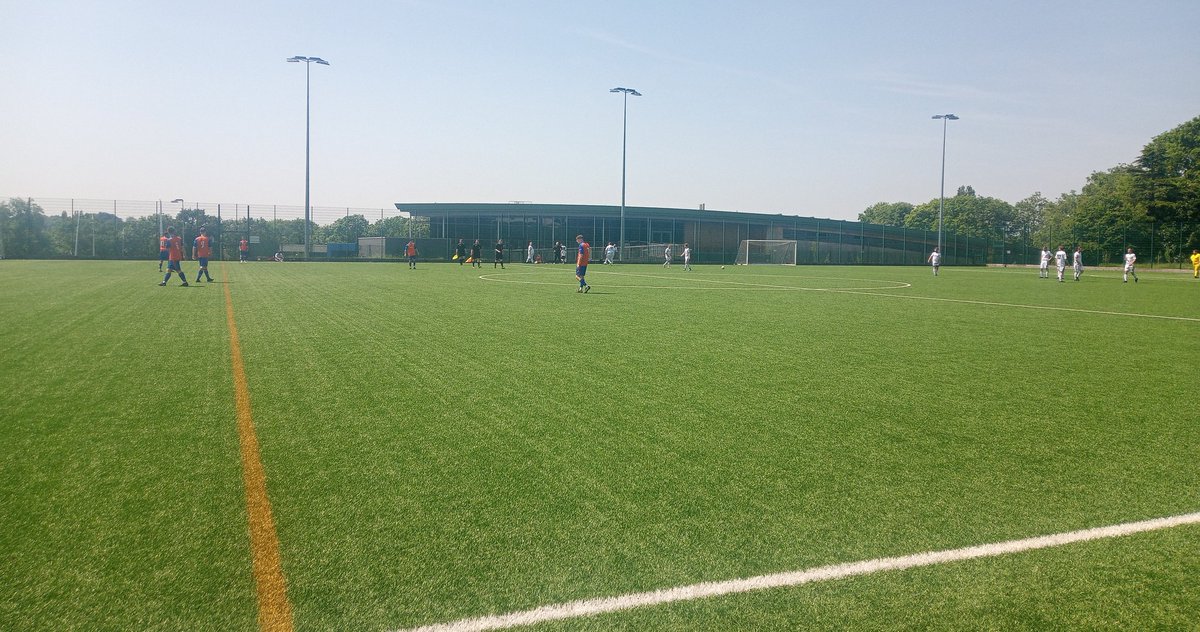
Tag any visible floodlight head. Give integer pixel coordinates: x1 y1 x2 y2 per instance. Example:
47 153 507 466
611 87 642 96
946 114 959 120
313 57 330 65
287 56 305 62
170 198 183 203
932 113 959 120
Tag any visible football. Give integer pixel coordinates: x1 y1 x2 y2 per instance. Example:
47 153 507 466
721 266 725 269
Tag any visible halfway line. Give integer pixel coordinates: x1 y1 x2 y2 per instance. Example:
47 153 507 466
396 511 1200 632
223 264 295 632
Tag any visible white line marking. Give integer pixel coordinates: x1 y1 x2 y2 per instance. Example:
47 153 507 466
828 289 1200 322
395 511 1200 632
477 271 911 292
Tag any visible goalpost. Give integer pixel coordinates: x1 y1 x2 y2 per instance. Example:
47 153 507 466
735 239 798 265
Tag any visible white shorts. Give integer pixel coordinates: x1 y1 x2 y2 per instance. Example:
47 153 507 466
1040 263 1049 270
1124 264 1135 272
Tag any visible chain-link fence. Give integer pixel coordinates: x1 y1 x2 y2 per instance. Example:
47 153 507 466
0 196 418 261
3 196 1197 267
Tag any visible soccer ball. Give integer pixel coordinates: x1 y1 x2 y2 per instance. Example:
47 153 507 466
721 266 725 269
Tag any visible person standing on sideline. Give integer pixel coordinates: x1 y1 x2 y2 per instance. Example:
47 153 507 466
927 246 941 276
1123 247 1138 283
159 227 188 287
454 239 467 265
494 239 505 269
406 239 418 269
663 244 672 268
1073 246 1084 281
682 243 693 271
158 231 170 271
1191 249 1200 279
1039 247 1051 278
239 237 249 263
470 239 482 267
526 241 535 264
604 242 615 264
576 234 591 293
553 241 564 264
192 226 214 282
1054 245 1068 283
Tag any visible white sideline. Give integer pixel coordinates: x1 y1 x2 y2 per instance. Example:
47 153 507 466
396 511 1200 632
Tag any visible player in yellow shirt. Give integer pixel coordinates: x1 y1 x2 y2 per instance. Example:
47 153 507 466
1191 249 1199 278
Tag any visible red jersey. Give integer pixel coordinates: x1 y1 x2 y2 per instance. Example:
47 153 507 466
577 241 590 266
406 241 417 256
167 236 184 261
239 239 249 252
159 235 169 251
194 235 212 258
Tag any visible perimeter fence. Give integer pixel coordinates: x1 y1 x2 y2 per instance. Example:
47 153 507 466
0 197 418 261
1 196 1197 268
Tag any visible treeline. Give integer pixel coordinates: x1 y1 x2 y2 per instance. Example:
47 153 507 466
860 115 1200 264
0 203 428 260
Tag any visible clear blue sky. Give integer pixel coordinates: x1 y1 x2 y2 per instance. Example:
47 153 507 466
2 0 1197 220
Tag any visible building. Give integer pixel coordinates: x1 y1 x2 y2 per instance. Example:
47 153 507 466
395 202 1007 265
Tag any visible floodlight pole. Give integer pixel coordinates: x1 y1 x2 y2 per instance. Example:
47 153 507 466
932 114 958 257
611 87 641 261
288 55 330 260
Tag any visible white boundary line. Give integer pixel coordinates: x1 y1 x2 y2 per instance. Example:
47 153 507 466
477 270 912 292
829 289 1200 322
396 511 1200 632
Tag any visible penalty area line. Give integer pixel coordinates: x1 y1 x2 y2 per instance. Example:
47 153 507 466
395 511 1200 632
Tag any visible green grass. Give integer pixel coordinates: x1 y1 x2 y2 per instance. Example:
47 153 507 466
2 259 1198 630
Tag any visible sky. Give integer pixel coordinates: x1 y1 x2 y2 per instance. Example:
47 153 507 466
2 0 1198 221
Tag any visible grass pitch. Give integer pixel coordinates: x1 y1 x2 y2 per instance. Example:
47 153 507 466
2 259 1198 631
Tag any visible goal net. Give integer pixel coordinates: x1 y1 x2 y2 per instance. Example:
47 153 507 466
735 240 797 265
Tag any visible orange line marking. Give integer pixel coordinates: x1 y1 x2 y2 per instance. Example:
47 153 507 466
223 265 295 631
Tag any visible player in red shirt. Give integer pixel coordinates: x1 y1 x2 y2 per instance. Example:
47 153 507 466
239 238 249 263
192 226 214 282
158 227 189 287
575 234 591 293
158 233 170 271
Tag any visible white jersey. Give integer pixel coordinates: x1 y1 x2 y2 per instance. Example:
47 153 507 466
1040 250 1051 268
605 245 615 258
1054 250 1067 268
929 251 941 266
682 247 691 261
1124 253 1137 269
664 247 671 260
1073 251 1082 268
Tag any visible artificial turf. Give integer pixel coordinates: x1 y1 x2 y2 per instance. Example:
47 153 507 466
1 259 1197 630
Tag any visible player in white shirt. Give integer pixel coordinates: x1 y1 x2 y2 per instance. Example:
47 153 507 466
526 241 535 264
1123 247 1138 283
1054 246 1068 282
682 243 693 271
1039 248 1051 278
604 242 615 264
1072 246 1083 281
663 244 672 268
927 247 941 276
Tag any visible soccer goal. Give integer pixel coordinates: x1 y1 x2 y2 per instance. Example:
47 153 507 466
735 240 797 265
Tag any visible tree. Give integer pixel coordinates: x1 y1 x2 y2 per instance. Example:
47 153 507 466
858 202 913 227
325 214 370 243
1133 115 1200 223
901 186 1014 240
0 198 51 258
